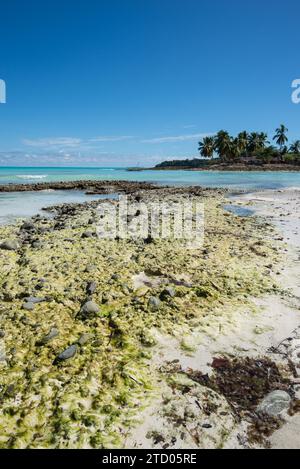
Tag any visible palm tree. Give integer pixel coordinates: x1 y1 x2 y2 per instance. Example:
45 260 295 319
198 136 215 159
237 131 249 155
258 132 269 148
273 125 288 152
290 140 300 154
214 131 233 162
248 132 268 154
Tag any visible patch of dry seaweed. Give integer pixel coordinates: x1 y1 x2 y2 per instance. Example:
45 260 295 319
162 356 298 447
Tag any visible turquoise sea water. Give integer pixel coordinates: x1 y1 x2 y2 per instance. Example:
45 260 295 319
1 166 300 189
0 166 300 224
0 190 117 225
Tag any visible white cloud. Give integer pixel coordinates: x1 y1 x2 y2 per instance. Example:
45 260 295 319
0 150 199 167
89 136 135 142
141 133 213 144
23 137 82 148
21 132 213 149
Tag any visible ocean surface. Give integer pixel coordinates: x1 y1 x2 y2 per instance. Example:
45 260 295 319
1 166 300 189
0 166 300 224
0 191 117 225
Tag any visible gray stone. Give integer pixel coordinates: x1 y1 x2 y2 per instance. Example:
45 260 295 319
24 296 46 304
37 328 59 346
0 330 5 338
22 302 35 311
57 344 78 361
160 286 176 300
86 281 97 295
78 333 94 346
32 241 43 249
21 221 35 231
81 231 94 239
80 301 100 318
149 296 161 311
0 240 19 251
257 390 291 417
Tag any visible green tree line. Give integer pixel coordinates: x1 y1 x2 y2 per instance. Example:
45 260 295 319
198 125 300 164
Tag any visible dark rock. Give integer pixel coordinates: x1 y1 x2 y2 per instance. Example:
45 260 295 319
160 286 176 300
56 344 78 361
144 236 154 244
37 328 59 346
0 240 19 251
3 291 15 301
39 227 51 234
0 330 5 338
31 241 43 249
5 384 16 397
86 281 97 295
21 221 36 231
80 301 100 319
149 296 161 311
81 231 94 239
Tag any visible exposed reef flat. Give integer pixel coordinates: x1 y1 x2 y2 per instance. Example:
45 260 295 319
0 183 299 449
0 180 159 194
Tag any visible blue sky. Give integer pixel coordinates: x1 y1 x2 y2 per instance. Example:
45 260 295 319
0 0 300 166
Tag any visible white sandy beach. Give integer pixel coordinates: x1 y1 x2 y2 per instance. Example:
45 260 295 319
127 188 300 449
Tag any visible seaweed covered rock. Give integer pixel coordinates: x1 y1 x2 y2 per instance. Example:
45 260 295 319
86 281 97 295
148 296 161 311
79 300 100 319
37 327 59 346
160 286 176 300
0 240 19 251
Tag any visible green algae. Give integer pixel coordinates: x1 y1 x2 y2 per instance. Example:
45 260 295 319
0 190 283 448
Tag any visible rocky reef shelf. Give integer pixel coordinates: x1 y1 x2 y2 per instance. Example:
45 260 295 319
0 183 299 449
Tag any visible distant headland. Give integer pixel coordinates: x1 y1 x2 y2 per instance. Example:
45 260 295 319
129 125 300 171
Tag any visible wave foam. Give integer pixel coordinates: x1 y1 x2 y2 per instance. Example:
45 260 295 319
17 175 48 180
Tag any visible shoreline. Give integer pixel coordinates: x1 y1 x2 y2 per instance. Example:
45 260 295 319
0 184 299 448
129 164 300 172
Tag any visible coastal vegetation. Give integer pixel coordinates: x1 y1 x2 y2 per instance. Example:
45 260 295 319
199 125 299 164
155 126 300 170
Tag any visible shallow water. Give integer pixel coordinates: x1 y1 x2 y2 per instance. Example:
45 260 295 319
0 167 299 224
0 190 117 225
0 167 300 189
223 204 254 217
